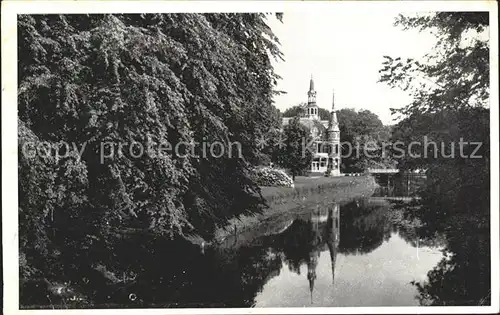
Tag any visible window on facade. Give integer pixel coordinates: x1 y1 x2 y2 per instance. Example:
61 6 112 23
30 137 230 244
320 160 326 167
335 144 339 154
312 161 319 171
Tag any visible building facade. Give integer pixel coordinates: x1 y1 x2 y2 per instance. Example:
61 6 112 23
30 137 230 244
282 76 341 176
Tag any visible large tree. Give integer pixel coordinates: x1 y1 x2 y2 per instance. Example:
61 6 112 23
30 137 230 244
379 12 490 220
336 108 394 172
379 12 490 306
276 117 313 180
18 13 283 301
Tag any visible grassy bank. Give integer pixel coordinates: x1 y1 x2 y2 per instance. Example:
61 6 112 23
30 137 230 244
187 175 377 248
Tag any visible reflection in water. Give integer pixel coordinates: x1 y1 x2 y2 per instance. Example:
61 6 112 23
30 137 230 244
251 204 342 306
21 199 443 308
254 200 443 307
372 172 426 197
305 205 339 304
21 176 487 308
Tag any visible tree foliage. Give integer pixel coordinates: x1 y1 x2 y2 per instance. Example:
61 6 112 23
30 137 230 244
18 13 283 298
379 12 489 118
255 106 283 165
380 12 490 220
379 12 490 305
276 117 313 180
336 108 394 172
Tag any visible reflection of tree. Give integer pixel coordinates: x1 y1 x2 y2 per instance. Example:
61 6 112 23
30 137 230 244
52 234 286 308
278 220 320 275
125 203 343 308
150 241 284 307
391 166 491 305
412 230 490 306
338 200 391 255
45 193 489 308
385 202 446 248
371 172 491 307
337 198 444 256
406 165 491 305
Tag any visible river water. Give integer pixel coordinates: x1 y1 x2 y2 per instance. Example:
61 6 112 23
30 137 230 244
95 173 451 307
23 173 490 308
253 203 443 307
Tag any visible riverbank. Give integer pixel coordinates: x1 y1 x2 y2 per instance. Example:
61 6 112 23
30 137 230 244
187 175 378 248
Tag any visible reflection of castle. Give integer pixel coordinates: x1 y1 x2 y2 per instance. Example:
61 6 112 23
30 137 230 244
307 203 340 304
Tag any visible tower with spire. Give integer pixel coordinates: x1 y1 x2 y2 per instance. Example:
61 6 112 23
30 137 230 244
327 90 341 176
306 75 319 120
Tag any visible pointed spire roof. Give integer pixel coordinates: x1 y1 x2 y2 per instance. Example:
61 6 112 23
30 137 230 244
309 75 315 92
307 250 318 305
328 88 339 132
329 241 337 285
328 112 339 132
331 88 335 110
327 207 338 285
309 278 314 304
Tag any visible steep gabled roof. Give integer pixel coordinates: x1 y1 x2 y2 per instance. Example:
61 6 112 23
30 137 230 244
282 117 328 131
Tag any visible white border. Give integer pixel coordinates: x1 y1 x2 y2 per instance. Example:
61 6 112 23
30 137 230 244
2 1 499 314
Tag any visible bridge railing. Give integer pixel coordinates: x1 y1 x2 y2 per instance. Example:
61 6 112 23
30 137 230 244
367 168 399 174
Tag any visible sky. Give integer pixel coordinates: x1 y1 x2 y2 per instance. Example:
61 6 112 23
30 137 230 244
266 9 439 125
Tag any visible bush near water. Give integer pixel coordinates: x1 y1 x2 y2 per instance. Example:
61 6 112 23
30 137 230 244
252 167 295 188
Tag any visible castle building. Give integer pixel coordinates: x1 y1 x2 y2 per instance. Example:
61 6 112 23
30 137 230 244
282 76 341 176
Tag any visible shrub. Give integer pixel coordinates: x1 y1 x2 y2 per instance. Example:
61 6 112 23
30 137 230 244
252 167 294 188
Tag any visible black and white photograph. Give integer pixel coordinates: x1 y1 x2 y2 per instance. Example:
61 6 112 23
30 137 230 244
2 1 499 314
